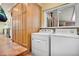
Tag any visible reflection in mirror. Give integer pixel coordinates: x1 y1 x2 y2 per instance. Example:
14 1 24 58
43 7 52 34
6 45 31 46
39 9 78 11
58 4 75 26
46 4 76 27
47 10 58 27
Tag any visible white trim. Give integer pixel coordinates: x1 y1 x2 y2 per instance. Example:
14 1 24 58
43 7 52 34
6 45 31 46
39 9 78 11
43 11 48 27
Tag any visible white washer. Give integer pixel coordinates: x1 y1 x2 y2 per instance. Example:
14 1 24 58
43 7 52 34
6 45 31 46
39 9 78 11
51 34 79 56
32 29 53 56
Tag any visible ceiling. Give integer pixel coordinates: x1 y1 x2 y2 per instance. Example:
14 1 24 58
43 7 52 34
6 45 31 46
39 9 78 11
38 3 64 10
1 3 16 11
0 3 64 11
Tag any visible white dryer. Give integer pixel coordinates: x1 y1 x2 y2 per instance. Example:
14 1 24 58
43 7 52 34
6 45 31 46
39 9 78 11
32 29 53 56
51 34 79 56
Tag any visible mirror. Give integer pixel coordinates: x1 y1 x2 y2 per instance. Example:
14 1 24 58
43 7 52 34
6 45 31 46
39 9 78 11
46 4 76 27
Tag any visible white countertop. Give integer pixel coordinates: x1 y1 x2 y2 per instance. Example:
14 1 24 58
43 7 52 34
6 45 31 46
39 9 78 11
40 26 79 29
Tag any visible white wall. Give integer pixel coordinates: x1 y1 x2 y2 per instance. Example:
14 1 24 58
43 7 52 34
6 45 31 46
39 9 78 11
1 5 12 39
75 4 79 26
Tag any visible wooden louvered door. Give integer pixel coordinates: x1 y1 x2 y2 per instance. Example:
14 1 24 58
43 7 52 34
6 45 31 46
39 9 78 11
11 3 41 52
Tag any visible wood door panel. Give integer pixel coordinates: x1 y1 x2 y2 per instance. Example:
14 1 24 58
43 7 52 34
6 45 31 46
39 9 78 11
32 4 41 32
22 12 27 46
22 4 27 13
19 15 23 44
